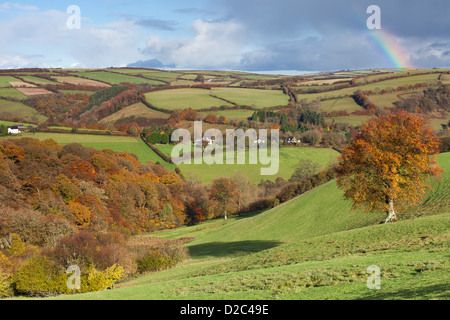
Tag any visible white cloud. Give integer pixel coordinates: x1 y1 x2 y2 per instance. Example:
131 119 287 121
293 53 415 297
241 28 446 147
0 55 37 69
141 19 247 69
0 2 39 11
0 9 143 69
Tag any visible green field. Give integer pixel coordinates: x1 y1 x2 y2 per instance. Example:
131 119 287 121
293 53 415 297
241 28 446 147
199 109 253 121
145 88 234 110
74 71 166 86
61 90 95 95
0 120 35 127
320 97 363 113
0 100 47 122
99 102 170 124
0 132 176 170
210 87 289 108
0 76 19 87
49 153 449 300
19 75 60 85
0 88 27 99
367 90 419 108
296 73 441 102
178 146 340 184
326 115 376 126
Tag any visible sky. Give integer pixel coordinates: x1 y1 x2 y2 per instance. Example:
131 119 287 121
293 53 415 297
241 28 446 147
1 0 450 73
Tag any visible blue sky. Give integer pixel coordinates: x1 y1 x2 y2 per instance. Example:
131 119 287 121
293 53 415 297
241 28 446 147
1 0 450 72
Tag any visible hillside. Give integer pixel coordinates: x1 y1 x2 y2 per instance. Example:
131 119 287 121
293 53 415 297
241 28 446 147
50 152 449 300
1 68 449 131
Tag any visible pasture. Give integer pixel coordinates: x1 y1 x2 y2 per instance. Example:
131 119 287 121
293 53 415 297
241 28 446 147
0 100 47 122
145 88 234 110
210 87 290 108
99 102 170 124
178 146 340 184
0 88 27 99
320 97 363 113
0 76 19 87
296 73 441 102
73 71 166 86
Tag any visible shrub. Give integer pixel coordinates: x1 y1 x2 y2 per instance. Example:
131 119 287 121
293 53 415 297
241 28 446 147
13 256 67 297
7 233 26 257
81 264 124 293
148 132 162 144
136 245 188 274
0 272 13 298
13 256 124 296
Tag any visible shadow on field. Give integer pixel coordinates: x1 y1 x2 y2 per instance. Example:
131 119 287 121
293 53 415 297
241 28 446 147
188 240 283 258
359 283 450 300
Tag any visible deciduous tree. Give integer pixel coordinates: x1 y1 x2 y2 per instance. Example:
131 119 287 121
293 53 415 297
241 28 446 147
208 178 241 220
337 110 442 223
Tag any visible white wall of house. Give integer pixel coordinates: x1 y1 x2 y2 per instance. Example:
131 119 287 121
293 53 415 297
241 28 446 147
7 128 20 135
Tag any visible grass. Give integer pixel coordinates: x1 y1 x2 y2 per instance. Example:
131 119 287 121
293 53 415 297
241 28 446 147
0 132 176 169
74 71 166 86
145 88 234 110
0 88 27 99
61 90 95 95
178 146 340 184
0 76 19 87
48 153 450 300
99 102 170 124
367 90 420 108
0 120 35 127
145 88 289 110
296 73 441 102
320 97 363 113
19 75 60 85
199 109 254 121
210 87 290 108
0 100 47 122
326 115 376 126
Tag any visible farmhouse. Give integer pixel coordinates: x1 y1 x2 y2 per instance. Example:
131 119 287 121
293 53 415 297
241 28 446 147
287 136 298 144
194 137 215 147
7 125 22 135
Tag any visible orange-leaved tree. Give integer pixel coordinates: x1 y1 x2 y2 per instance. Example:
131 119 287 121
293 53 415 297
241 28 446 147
337 110 442 223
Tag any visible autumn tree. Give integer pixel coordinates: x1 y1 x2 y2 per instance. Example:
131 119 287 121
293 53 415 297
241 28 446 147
208 178 241 220
337 110 442 223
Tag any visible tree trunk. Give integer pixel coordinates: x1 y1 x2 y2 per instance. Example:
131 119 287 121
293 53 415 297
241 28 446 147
385 198 398 223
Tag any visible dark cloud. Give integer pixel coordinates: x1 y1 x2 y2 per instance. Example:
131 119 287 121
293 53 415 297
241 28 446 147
205 0 450 70
213 0 450 39
238 34 385 71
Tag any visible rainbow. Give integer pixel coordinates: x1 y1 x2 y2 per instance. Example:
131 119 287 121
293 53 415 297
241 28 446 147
366 28 414 69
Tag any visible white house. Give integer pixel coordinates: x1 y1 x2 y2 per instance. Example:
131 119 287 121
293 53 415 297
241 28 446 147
287 136 298 144
7 125 21 135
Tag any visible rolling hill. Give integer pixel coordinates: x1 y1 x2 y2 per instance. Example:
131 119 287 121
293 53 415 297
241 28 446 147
49 152 449 300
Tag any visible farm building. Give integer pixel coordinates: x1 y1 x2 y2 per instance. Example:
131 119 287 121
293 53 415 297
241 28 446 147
7 125 22 135
287 137 298 144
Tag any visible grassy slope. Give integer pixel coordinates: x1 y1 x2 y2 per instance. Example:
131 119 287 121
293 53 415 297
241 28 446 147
0 100 47 122
51 153 449 300
99 102 170 124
